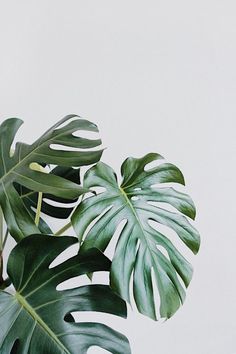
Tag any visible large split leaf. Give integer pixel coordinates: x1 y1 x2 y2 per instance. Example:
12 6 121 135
72 153 200 320
0 115 103 241
17 166 81 220
0 234 130 354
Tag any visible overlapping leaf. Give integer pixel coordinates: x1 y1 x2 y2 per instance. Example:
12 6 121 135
17 166 81 220
0 234 130 354
72 153 200 320
0 115 103 241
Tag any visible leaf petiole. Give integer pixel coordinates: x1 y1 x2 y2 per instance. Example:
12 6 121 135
54 193 85 236
54 221 72 236
35 192 43 226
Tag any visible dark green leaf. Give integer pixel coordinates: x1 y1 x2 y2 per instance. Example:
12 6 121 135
72 153 200 320
17 166 81 220
0 115 103 241
0 234 130 354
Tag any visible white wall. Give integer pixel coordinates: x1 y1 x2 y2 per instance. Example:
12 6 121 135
0 1 236 353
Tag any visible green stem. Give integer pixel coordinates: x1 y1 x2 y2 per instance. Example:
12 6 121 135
54 193 85 236
20 190 36 199
54 221 72 236
35 192 43 226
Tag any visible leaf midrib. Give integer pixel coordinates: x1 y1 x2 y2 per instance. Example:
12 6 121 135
120 187 185 318
119 187 154 253
15 292 70 354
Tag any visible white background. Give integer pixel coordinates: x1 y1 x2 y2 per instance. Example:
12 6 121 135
0 1 236 353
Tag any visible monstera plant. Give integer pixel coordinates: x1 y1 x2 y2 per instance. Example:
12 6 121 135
0 115 200 353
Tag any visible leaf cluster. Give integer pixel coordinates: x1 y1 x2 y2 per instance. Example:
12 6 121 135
0 115 200 353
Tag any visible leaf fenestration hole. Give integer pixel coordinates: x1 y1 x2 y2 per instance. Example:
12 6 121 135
151 267 161 320
144 159 164 171
81 205 113 244
43 198 77 208
147 201 181 214
155 245 170 261
175 271 188 294
104 219 127 259
49 144 100 152
72 130 100 139
89 186 106 195
54 116 80 129
89 268 109 285
88 347 110 353
70 310 121 324
151 183 186 192
10 339 20 354
56 274 90 291
49 243 79 269
148 220 193 260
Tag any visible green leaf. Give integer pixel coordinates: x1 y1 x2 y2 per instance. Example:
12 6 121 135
0 234 130 354
17 166 81 220
72 153 200 320
0 115 103 241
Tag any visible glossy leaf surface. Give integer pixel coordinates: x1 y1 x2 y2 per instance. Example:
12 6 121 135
17 166 81 220
0 115 103 240
72 153 200 319
0 235 130 354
